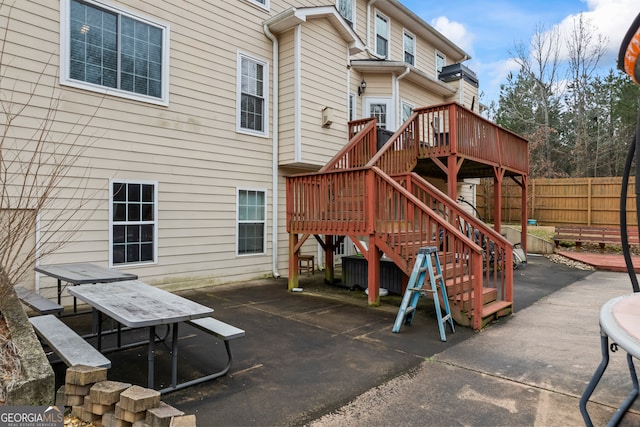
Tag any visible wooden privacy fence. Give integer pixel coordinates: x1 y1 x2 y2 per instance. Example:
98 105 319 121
477 177 638 227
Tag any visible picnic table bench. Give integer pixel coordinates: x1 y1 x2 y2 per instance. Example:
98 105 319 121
15 286 63 316
553 225 640 251
29 314 111 368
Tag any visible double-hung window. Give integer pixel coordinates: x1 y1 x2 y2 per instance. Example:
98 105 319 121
375 12 389 58
237 189 266 256
403 31 415 66
111 180 157 266
337 0 354 26
238 53 268 135
61 0 169 105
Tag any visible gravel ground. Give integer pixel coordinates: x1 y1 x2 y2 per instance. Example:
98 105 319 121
545 253 596 271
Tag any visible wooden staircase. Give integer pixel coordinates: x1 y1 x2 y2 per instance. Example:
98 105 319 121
286 103 522 330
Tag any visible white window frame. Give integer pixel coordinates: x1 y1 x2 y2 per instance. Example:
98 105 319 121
348 92 355 121
60 0 170 106
109 179 158 267
403 30 415 66
246 0 269 11
336 0 355 27
401 100 414 124
436 51 446 78
236 188 267 257
375 11 390 59
237 52 269 137
364 97 393 130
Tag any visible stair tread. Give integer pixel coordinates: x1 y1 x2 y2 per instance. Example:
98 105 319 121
481 300 512 317
451 287 496 302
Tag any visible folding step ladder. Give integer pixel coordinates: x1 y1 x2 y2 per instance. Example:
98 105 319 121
392 247 455 341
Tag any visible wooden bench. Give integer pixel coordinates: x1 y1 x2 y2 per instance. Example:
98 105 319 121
29 314 111 368
554 225 640 251
15 286 63 316
186 317 245 381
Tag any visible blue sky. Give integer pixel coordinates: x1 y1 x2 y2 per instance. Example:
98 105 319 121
399 0 639 105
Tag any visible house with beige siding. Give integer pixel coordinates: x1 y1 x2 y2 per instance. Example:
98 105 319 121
2 0 527 323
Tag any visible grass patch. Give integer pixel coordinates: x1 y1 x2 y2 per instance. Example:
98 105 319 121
507 225 555 242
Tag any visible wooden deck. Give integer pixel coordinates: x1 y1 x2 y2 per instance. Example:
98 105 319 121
286 102 529 330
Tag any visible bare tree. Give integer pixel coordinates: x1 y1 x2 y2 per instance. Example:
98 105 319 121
511 24 562 171
0 2 99 302
564 13 607 176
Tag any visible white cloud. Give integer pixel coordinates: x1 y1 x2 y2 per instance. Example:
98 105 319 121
430 16 475 56
553 0 638 67
472 57 520 103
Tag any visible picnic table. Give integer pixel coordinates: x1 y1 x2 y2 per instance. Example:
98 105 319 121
68 280 243 394
35 263 138 312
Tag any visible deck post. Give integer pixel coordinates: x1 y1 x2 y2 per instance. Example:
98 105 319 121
324 235 335 285
288 233 299 290
521 175 528 253
493 168 505 233
367 236 381 306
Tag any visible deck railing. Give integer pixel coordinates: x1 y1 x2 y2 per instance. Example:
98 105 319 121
321 118 377 172
412 103 528 174
286 167 486 327
394 172 513 304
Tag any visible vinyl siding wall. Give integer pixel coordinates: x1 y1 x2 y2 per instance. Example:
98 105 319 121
2 0 479 301
4 0 282 302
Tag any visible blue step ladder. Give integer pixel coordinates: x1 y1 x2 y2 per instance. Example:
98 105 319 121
392 247 455 341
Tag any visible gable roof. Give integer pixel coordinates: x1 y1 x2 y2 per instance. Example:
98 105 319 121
264 7 366 55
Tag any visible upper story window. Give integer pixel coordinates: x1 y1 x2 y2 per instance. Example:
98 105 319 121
247 0 269 10
403 31 415 66
375 12 389 58
436 51 446 77
61 0 169 105
111 180 158 266
237 53 268 136
337 0 354 25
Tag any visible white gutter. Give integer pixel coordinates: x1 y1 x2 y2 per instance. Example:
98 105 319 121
263 23 280 279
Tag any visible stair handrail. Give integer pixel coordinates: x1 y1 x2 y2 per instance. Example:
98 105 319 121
370 166 483 261
320 118 377 172
398 172 514 304
369 167 486 328
366 111 419 175
403 172 512 250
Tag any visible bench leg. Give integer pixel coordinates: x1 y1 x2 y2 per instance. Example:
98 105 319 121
171 324 179 389
148 326 155 389
159 339 235 395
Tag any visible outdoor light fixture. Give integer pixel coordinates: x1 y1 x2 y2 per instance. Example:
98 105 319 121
357 79 366 96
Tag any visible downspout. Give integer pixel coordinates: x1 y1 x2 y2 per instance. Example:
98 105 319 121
264 23 280 278
395 66 410 126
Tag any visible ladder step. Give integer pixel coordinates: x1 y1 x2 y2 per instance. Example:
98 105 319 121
393 247 454 341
